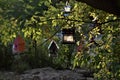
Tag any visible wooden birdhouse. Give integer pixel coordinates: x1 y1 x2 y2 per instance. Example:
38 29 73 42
12 35 26 54
63 1 71 17
48 40 59 57
64 5 71 13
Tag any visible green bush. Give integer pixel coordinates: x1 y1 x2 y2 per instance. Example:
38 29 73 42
11 61 30 73
0 44 13 70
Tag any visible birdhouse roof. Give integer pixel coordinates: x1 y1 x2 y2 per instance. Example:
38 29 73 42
48 40 59 50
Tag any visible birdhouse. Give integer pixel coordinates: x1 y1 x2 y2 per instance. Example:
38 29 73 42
63 1 71 17
62 28 75 44
64 5 71 13
12 35 26 54
48 40 59 57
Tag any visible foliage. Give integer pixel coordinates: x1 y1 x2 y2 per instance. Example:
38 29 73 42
0 44 13 70
0 0 120 79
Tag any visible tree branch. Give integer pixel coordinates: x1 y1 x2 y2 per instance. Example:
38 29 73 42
40 17 120 25
39 18 120 46
76 0 120 16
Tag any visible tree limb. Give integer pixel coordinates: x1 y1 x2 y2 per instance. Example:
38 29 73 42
76 0 120 16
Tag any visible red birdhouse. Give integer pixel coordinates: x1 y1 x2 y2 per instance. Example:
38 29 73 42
12 35 25 54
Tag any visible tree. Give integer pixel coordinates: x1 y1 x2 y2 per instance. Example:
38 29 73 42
0 0 120 79
76 0 120 16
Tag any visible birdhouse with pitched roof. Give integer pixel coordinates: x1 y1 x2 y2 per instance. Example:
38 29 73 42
12 35 26 54
48 40 59 57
